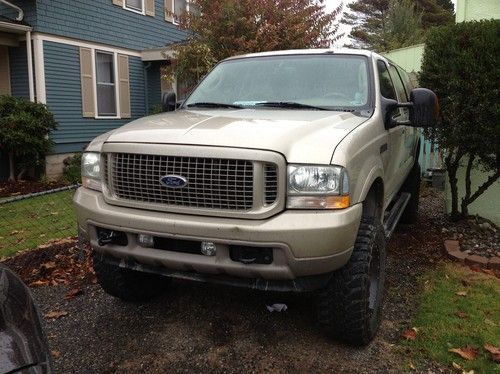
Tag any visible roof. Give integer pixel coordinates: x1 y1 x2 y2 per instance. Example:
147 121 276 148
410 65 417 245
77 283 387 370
0 15 31 33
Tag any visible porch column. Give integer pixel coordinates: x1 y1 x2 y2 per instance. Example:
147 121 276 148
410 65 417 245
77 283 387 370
26 30 34 101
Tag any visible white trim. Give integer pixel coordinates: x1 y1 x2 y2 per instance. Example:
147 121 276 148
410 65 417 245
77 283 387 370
93 50 120 119
26 31 35 102
32 33 141 57
123 0 145 15
33 37 46 104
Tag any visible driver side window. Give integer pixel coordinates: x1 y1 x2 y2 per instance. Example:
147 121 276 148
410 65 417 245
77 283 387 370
377 60 397 100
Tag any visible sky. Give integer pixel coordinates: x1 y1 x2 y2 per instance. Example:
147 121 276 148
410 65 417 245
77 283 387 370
324 0 457 47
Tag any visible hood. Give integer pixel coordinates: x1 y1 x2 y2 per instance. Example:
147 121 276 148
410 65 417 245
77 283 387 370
100 109 368 164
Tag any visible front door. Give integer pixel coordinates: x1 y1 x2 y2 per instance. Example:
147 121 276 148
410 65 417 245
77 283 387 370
0 46 11 95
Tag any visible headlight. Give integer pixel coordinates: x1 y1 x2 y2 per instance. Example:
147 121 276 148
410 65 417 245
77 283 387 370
81 152 102 191
287 165 349 209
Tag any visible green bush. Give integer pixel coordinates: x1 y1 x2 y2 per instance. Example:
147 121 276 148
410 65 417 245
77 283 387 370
62 153 82 184
419 19 500 219
0 95 58 181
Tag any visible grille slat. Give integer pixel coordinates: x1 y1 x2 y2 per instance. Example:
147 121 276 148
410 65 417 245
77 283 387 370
107 153 256 211
264 163 278 205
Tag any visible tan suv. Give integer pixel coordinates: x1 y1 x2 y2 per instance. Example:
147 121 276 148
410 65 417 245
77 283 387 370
74 49 437 345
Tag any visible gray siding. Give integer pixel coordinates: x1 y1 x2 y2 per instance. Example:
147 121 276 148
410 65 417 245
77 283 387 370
35 0 187 50
8 43 29 99
44 41 146 154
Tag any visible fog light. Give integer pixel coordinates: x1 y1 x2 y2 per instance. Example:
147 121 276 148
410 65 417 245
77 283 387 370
201 241 217 256
137 234 154 247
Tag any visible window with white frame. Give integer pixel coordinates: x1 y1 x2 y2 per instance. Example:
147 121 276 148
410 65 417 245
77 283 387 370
124 0 144 14
95 51 117 117
165 0 191 24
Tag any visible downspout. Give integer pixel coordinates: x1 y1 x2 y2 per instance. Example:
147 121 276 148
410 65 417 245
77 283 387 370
0 0 24 21
144 62 152 114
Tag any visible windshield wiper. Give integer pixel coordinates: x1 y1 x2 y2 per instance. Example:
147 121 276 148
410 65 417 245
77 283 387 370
186 102 244 109
253 101 329 110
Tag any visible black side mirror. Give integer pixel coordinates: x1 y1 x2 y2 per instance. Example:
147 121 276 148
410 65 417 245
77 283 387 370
381 97 412 129
409 88 439 128
162 92 176 112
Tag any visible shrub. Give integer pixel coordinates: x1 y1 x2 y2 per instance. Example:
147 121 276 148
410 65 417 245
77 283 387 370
62 153 82 184
419 19 500 219
0 95 58 181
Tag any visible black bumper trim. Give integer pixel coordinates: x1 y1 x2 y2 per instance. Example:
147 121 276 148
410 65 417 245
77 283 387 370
99 254 332 292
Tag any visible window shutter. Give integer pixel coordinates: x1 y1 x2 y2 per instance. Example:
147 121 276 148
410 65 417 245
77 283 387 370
118 54 131 118
79 47 95 118
165 0 174 22
145 0 155 16
112 0 124 6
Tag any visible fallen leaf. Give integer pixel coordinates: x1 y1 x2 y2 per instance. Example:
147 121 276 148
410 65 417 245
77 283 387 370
452 362 462 371
462 370 474 374
44 310 68 319
483 343 500 363
51 350 61 359
449 346 478 361
402 329 417 340
484 318 497 327
41 261 56 270
469 264 481 273
29 280 50 287
456 291 468 297
409 362 416 370
455 311 469 319
65 288 83 300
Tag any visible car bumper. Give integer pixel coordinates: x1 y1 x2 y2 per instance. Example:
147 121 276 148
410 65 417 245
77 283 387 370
74 188 362 282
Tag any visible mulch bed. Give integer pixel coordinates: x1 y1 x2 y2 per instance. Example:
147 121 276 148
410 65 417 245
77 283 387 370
1 237 95 287
0 180 71 198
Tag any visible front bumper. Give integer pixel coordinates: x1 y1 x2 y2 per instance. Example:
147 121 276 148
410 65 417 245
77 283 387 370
74 188 362 282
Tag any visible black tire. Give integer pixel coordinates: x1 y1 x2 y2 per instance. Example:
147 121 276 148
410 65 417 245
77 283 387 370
400 162 421 224
317 217 387 345
93 252 169 302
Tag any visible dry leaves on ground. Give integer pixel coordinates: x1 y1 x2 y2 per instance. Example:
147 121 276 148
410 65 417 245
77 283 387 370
65 288 84 300
455 290 468 297
449 346 478 361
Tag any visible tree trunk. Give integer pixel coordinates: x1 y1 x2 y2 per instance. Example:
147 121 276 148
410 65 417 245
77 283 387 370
445 152 460 220
8 151 15 182
460 155 475 218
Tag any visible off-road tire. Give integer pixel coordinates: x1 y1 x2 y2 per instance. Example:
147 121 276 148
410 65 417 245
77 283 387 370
93 252 169 302
400 162 421 224
317 217 387 345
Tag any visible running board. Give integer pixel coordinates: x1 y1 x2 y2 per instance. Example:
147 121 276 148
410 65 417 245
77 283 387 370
383 192 411 239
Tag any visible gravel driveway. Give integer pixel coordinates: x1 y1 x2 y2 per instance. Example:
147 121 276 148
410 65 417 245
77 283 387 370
30 192 446 373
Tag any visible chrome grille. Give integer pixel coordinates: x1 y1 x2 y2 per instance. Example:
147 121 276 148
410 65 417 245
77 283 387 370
107 153 254 210
264 163 278 205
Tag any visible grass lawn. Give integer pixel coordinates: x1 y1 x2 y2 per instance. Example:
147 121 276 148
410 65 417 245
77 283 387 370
405 263 500 373
0 189 77 257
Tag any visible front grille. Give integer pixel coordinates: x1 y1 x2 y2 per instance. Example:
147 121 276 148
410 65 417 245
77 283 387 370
264 163 278 205
107 153 254 210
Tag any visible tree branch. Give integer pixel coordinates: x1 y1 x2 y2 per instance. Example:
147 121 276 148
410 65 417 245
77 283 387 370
465 169 500 207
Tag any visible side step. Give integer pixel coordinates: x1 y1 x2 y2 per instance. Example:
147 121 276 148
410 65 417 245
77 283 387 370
383 192 411 239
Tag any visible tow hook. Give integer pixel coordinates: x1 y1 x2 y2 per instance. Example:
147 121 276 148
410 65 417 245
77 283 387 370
97 228 128 246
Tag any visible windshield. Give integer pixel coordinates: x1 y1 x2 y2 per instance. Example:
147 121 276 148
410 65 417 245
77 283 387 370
184 54 370 111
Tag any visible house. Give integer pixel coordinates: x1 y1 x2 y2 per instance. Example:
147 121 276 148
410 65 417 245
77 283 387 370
0 0 190 179
383 0 500 225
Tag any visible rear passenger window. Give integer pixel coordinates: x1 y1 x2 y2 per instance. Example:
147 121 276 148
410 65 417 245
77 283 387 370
396 66 413 99
377 60 397 100
388 64 408 102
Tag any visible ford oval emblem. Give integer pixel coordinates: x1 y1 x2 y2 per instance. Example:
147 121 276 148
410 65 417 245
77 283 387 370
160 175 188 189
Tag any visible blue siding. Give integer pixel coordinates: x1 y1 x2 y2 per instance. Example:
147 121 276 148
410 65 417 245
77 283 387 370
35 0 187 50
43 41 146 154
9 43 29 99
147 63 162 113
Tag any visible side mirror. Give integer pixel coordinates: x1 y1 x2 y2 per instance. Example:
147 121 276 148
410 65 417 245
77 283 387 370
409 88 439 128
381 97 412 129
162 92 176 112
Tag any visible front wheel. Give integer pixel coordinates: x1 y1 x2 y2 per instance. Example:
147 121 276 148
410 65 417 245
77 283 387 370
316 216 387 345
